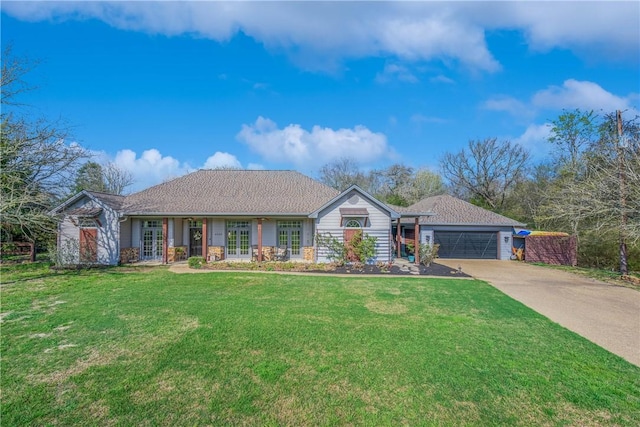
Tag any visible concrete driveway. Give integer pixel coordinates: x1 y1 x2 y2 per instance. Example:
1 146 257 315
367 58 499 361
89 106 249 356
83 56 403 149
437 259 640 367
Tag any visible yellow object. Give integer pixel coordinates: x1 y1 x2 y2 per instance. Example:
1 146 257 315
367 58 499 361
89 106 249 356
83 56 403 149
528 231 569 236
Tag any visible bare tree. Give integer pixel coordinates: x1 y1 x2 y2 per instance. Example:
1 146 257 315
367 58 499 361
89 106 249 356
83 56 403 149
318 158 375 192
537 111 640 273
103 162 134 195
440 138 530 211
1 47 87 242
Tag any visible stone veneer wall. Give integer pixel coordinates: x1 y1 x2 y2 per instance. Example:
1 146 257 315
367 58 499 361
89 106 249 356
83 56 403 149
303 246 315 262
120 247 139 264
260 246 275 261
168 246 188 263
208 246 225 261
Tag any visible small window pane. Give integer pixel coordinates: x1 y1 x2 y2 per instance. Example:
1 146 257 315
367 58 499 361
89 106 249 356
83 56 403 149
345 219 362 228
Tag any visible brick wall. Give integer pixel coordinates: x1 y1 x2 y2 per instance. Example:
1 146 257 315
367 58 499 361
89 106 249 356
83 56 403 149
525 235 577 266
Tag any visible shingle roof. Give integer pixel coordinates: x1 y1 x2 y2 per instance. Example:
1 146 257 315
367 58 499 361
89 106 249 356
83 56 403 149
405 194 525 226
86 191 126 211
122 170 340 215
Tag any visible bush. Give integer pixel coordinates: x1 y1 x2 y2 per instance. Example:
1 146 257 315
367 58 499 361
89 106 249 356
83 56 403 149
188 256 205 269
418 243 440 267
315 232 347 265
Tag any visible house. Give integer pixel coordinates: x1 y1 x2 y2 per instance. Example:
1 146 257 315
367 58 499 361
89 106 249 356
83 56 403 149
49 170 524 265
394 195 525 260
50 170 420 265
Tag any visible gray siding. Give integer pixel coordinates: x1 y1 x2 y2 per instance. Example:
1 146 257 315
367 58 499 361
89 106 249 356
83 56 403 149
315 190 392 263
498 230 512 260
211 218 225 246
57 195 120 265
120 218 132 250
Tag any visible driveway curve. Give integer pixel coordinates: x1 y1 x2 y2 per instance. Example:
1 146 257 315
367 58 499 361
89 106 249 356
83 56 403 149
437 259 640 367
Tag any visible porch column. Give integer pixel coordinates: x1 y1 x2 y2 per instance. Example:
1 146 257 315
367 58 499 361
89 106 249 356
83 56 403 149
396 219 402 258
414 217 419 265
257 218 263 262
202 218 208 260
162 217 168 264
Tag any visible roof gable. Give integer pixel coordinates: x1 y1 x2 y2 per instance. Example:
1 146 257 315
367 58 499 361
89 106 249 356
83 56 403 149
309 185 401 219
407 194 525 226
49 190 124 216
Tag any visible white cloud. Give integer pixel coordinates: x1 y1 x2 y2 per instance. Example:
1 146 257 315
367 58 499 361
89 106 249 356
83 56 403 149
236 116 391 169
375 64 419 84
105 148 252 192
5 2 636 73
513 123 553 162
202 152 242 169
483 96 532 118
493 2 638 62
113 149 189 191
532 79 638 115
430 74 455 85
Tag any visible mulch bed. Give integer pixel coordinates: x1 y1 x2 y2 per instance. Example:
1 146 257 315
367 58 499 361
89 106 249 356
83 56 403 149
328 262 470 277
197 261 471 277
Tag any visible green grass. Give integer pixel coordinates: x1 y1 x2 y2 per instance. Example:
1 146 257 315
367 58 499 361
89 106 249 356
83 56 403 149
1 267 639 426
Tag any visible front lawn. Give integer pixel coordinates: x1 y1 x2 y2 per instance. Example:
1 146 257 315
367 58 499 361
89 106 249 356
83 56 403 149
1 267 639 425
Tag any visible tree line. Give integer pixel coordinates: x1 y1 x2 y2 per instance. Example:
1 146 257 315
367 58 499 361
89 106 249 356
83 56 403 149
317 110 639 273
2 47 638 272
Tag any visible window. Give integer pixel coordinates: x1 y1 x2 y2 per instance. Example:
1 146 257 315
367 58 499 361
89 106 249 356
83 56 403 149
344 219 362 228
78 218 97 228
277 220 302 228
227 220 250 228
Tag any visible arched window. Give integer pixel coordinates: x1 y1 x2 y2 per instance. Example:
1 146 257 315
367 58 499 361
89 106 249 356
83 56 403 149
344 219 362 228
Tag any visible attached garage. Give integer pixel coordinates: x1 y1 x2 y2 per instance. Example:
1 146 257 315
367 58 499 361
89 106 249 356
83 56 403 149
395 195 526 261
434 231 497 259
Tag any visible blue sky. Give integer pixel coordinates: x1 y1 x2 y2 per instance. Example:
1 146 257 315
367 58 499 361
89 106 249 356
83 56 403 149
2 1 638 192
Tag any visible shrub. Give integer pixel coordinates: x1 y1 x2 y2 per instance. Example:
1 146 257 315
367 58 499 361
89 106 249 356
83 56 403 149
351 230 377 264
418 243 440 267
188 256 205 269
315 232 347 265
316 231 378 264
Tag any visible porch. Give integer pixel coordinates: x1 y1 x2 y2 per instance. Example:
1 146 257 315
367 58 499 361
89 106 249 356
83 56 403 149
119 216 315 264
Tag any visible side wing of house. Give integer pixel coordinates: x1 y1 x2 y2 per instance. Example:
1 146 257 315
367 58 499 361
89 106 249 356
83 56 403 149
53 194 121 265
312 187 398 263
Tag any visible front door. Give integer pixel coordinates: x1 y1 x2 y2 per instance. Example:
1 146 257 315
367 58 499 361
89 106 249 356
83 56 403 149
277 221 302 258
188 220 203 257
141 220 163 260
79 227 98 263
227 221 250 259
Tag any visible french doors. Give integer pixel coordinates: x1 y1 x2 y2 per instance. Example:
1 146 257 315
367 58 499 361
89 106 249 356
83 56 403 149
227 221 250 258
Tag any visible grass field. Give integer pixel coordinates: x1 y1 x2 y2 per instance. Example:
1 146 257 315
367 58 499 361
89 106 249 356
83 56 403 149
1 264 639 426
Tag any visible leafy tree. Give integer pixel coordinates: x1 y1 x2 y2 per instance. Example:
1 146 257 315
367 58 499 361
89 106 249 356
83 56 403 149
538 110 640 273
72 161 133 195
73 161 107 193
1 46 87 243
439 138 530 211
548 109 598 173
